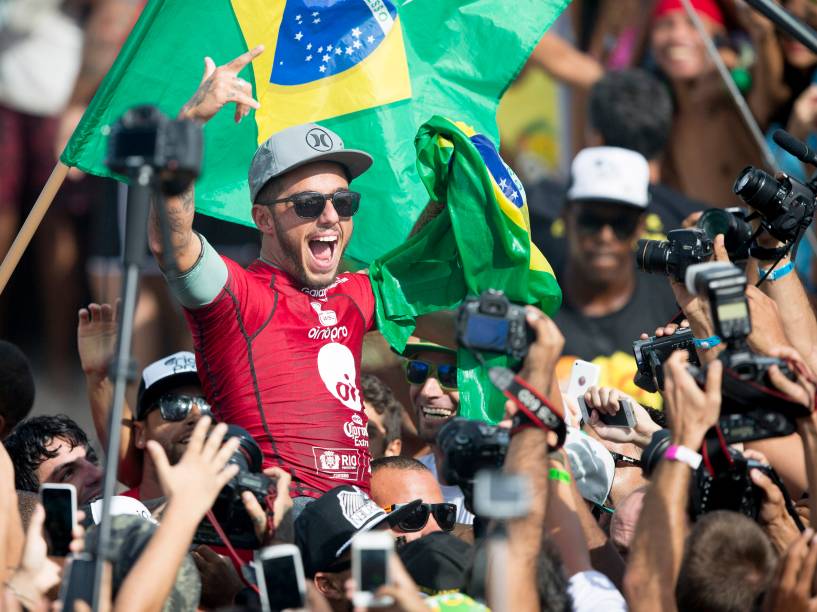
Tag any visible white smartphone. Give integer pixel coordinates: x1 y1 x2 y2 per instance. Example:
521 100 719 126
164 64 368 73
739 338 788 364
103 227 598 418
254 544 306 612
40 483 77 557
578 397 637 428
352 531 394 608
566 360 601 404
473 470 531 519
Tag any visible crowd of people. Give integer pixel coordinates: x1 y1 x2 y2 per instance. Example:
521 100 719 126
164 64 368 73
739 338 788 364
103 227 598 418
6 0 817 610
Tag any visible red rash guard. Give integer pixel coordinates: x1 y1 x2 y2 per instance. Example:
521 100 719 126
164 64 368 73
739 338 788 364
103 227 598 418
184 257 375 498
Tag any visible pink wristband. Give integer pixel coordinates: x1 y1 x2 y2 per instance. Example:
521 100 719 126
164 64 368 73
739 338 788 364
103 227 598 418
665 444 702 470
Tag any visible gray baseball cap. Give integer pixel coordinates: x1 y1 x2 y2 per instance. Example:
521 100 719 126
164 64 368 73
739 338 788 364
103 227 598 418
249 123 373 202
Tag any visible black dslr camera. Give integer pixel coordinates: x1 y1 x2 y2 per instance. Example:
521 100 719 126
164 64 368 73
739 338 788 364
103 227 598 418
636 228 714 282
696 207 753 263
734 167 816 244
194 425 276 549
633 327 700 393
106 104 203 196
642 429 802 524
685 262 807 442
438 418 509 514
456 289 534 361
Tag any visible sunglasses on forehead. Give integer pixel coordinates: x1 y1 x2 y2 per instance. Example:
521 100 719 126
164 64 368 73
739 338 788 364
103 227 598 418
147 394 212 422
404 359 458 390
384 502 457 532
258 190 361 218
575 209 642 240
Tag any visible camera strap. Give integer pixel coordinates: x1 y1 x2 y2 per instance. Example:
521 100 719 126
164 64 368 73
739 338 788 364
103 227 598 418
749 240 790 262
488 367 566 450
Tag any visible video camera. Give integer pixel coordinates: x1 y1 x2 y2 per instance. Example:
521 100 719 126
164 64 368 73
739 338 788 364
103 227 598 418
642 429 803 525
438 418 509 514
194 425 277 549
684 262 808 442
456 290 534 361
106 104 202 196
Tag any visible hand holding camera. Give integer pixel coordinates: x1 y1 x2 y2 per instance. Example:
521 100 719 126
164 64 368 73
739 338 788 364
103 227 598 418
146 416 240 519
663 350 723 450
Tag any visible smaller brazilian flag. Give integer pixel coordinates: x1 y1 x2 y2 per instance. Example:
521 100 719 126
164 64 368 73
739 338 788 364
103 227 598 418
369 115 562 423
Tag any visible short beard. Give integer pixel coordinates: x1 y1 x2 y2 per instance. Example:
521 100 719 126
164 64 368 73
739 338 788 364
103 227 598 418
271 212 343 290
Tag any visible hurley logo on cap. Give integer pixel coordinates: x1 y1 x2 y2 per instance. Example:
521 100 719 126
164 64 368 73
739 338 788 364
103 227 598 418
338 487 381 528
306 127 334 152
164 353 196 373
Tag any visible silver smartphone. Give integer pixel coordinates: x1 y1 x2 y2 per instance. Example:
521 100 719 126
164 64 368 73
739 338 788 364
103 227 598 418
578 396 636 428
352 531 393 608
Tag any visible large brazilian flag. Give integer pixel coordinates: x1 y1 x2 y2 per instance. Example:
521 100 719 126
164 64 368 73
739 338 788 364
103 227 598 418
60 0 570 266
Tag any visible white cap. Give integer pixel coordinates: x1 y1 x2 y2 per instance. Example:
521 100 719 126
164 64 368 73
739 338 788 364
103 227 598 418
564 428 615 507
89 496 156 525
566 147 650 209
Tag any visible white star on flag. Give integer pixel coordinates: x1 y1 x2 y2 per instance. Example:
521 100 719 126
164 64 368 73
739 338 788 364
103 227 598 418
345 46 353 55
335 47 343 55
295 31 303 41
305 54 312 61
510 191 519 201
311 11 319 16
313 17 321 23
498 178 508 189
319 65 326 73
351 27 362 37
327 45 333 51
322 54 330 62
366 35 375 44
353 39 362 49
306 42 312 50
317 46 323 53
295 14 302 21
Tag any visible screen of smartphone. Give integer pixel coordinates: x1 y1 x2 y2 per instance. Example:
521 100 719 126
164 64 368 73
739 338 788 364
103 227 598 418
359 548 389 593
261 554 304 610
598 401 635 427
42 487 74 556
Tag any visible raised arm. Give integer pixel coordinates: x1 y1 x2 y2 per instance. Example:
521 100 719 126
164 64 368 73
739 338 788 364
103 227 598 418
624 351 723 612
148 46 263 273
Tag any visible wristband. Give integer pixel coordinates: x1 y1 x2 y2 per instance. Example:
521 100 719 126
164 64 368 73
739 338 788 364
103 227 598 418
758 261 794 281
750 241 789 261
665 444 703 470
548 468 571 483
693 335 722 350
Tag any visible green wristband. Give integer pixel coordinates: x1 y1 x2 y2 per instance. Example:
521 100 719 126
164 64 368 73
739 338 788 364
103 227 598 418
548 468 571 483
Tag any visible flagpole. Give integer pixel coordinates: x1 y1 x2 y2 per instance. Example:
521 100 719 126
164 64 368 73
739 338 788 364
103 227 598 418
0 162 70 295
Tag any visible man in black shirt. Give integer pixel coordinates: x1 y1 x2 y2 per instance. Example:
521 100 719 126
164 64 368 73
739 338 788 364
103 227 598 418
528 68 705 275
553 147 678 408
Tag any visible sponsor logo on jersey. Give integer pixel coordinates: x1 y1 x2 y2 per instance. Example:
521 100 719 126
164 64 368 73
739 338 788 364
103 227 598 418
310 301 338 327
313 447 361 480
301 277 349 301
343 412 369 448
317 343 362 410
308 301 349 340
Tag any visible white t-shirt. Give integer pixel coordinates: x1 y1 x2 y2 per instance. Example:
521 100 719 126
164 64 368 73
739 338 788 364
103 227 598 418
417 453 475 525
568 570 628 612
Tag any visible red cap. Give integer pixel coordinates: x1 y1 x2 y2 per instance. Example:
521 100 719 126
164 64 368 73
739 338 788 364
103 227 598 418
653 0 725 27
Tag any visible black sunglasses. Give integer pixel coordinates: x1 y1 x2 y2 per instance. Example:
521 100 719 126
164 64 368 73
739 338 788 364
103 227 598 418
404 359 458 390
575 209 641 240
610 451 642 468
260 190 361 218
385 502 457 532
150 394 212 422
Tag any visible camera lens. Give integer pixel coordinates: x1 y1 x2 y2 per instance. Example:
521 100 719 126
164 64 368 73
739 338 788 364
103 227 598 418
697 209 752 261
636 239 670 276
733 167 782 216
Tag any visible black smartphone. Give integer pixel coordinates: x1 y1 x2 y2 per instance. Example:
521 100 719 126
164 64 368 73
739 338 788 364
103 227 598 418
578 397 637 428
59 553 96 610
40 484 77 557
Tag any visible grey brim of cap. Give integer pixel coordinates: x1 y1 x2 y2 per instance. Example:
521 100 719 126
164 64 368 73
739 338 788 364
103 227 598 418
335 498 423 557
258 149 374 200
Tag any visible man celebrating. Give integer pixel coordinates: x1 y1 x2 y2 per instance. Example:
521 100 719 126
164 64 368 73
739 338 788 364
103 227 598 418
149 48 448 503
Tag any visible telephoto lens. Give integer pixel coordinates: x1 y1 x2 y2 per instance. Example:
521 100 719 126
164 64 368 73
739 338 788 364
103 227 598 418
733 167 783 217
697 208 752 262
635 239 671 275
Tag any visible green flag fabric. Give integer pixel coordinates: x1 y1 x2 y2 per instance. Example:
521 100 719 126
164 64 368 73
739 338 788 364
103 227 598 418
369 116 562 423
60 0 569 265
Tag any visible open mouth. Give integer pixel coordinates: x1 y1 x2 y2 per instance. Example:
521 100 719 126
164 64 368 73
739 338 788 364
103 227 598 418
307 234 339 272
421 405 456 420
